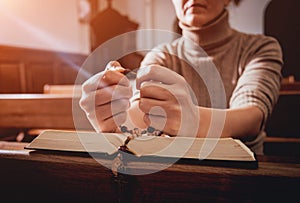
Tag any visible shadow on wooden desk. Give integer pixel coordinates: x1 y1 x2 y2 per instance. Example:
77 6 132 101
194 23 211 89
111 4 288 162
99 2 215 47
0 141 299 203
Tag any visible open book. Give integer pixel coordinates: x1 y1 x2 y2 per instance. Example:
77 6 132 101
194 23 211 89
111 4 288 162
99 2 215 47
25 130 257 168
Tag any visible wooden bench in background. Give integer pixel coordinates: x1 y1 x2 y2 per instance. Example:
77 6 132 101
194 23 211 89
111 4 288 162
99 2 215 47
264 81 300 156
0 45 90 141
0 93 93 141
0 45 87 93
43 84 82 95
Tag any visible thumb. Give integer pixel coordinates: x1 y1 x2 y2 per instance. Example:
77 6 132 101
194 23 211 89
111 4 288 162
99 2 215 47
105 61 125 72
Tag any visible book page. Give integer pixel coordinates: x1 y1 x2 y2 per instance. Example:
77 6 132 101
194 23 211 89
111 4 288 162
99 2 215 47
26 130 255 162
127 136 255 161
25 130 127 155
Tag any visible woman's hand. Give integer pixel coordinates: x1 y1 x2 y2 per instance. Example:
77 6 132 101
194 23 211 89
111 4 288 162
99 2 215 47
79 61 133 132
136 65 200 137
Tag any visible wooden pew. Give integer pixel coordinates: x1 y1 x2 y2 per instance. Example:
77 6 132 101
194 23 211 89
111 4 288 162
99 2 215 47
0 94 93 134
26 84 85 136
264 81 300 156
43 84 82 95
0 142 299 203
0 45 87 93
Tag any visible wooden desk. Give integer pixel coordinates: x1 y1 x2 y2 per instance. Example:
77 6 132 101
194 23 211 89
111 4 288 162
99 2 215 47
0 141 299 203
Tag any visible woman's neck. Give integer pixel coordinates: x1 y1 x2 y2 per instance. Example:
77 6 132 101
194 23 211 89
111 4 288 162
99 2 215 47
179 10 233 47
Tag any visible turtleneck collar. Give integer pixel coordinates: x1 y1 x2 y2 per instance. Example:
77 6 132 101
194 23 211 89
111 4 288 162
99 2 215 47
179 9 233 48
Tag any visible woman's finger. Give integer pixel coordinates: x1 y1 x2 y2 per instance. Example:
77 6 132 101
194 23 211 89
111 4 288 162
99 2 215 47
136 64 185 89
140 82 177 101
98 70 130 88
98 112 127 132
95 99 130 121
139 98 179 116
95 85 132 105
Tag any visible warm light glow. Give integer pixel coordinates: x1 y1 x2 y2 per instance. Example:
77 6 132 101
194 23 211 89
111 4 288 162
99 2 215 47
0 0 90 54
0 0 91 77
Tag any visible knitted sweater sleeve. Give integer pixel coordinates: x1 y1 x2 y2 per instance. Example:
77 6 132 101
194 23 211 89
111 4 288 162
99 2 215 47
229 35 283 127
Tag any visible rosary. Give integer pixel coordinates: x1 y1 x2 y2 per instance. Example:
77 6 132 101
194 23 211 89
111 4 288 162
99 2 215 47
117 125 165 155
108 67 167 175
119 125 163 137
111 126 166 176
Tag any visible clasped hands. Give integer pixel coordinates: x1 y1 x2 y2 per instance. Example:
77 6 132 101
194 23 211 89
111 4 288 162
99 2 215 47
80 61 199 137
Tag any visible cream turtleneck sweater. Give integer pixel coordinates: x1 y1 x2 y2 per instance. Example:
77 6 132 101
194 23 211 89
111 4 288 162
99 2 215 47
140 10 283 154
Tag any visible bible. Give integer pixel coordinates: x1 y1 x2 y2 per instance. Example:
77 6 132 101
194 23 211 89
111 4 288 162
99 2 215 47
25 130 257 168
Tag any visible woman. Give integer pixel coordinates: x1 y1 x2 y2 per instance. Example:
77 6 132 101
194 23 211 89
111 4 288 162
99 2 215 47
80 0 283 154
